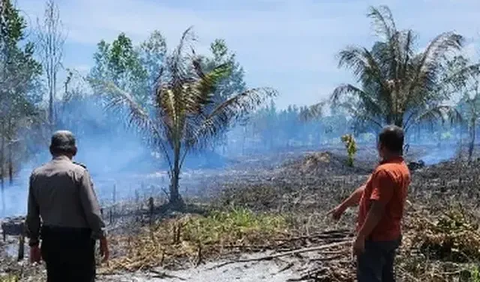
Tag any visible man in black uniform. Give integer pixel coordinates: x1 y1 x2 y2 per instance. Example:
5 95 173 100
26 130 109 282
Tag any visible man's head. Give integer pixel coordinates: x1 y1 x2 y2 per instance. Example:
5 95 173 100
377 125 404 159
49 130 77 158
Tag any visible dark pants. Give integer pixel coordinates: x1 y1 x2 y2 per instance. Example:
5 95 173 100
357 238 401 282
41 226 96 282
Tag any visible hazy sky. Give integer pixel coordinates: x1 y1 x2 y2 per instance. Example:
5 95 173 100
17 0 480 109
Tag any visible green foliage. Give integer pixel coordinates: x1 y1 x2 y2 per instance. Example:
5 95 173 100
183 207 287 244
138 30 167 94
89 33 148 102
469 266 480 282
341 134 357 167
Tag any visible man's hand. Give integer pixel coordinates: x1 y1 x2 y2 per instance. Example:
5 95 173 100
327 205 346 221
352 235 365 257
30 245 41 264
100 237 109 262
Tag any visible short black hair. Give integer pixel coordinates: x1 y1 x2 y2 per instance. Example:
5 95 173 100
49 146 76 155
49 130 77 156
378 125 404 154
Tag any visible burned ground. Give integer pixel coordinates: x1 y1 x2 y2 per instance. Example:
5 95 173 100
2 146 480 281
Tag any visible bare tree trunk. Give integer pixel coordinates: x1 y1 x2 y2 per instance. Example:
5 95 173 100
7 118 13 184
242 126 246 155
0 122 5 190
8 143 12 184
469 118 476 162
1 123 5 215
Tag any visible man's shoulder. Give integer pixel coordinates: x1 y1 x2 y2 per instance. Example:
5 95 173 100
73 161 87 169
374 161 410 179
32 160 88 176
31 161 51 176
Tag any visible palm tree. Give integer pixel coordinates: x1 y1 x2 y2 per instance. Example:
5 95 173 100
458 92 480 161
312 6 465 132
449 56 480 161
91 28 277 209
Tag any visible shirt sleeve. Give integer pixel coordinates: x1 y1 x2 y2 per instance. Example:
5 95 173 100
78 169 106 239
370 168 395 205
25 173 41 246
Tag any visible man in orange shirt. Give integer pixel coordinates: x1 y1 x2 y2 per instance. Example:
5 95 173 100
329 125 410 282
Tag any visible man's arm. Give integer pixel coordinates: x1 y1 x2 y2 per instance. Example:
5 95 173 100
356 169 394 240
78 169 106 240
339 185 366 209
25 174 40 247
328 184 366 220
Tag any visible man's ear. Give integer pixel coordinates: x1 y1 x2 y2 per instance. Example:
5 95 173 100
72 146 78 156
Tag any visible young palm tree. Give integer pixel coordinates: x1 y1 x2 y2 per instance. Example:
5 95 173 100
313 6 465 132
91 28 276 209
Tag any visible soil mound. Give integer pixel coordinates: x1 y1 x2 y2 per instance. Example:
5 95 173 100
280 151 373 175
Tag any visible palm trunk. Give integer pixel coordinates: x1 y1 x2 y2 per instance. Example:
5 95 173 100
169 141 184 209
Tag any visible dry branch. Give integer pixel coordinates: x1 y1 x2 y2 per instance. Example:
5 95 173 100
210 241 351 269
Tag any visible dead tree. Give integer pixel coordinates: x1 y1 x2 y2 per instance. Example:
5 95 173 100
37 0 66 131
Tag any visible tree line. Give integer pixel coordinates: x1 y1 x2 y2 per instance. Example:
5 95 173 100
1 1 480 208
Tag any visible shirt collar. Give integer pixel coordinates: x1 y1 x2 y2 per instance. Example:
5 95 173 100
52 155 72 162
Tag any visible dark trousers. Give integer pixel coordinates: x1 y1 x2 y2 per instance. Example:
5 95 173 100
357 238 401 282
41 226 96 282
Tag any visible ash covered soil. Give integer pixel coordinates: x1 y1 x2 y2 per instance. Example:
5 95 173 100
2 144 480 281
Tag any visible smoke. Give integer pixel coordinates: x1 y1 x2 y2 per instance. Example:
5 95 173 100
0 93 162 218
0 98 468 219
418 147 457 165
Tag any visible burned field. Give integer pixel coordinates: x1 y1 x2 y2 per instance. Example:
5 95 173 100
94 147 480 281
2 146 480 281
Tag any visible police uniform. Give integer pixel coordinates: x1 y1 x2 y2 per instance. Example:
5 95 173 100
25 131 106 282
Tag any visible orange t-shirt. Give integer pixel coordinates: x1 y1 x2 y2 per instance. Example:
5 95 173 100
357 157 411 241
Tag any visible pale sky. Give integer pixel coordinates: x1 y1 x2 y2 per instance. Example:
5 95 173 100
17 0 480 109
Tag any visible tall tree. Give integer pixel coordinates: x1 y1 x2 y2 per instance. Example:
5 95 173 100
91 28 276 208
89 33 147 100
37 0 65 130
202 39 247 152
310 6 464 132
138 30 167 97
0 0 42 186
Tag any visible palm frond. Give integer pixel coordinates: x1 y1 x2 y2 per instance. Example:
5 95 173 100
188 62 231 113
188 87 277 148
169 26 196 87
90 79 173 170
405 105 462 132
299 101 326 121
337 101 383 129
331 84 384 116
367 6 397 41
409 32 463 92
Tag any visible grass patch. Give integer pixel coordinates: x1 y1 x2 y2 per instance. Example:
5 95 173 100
0 275 19 282
104 207 289 272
